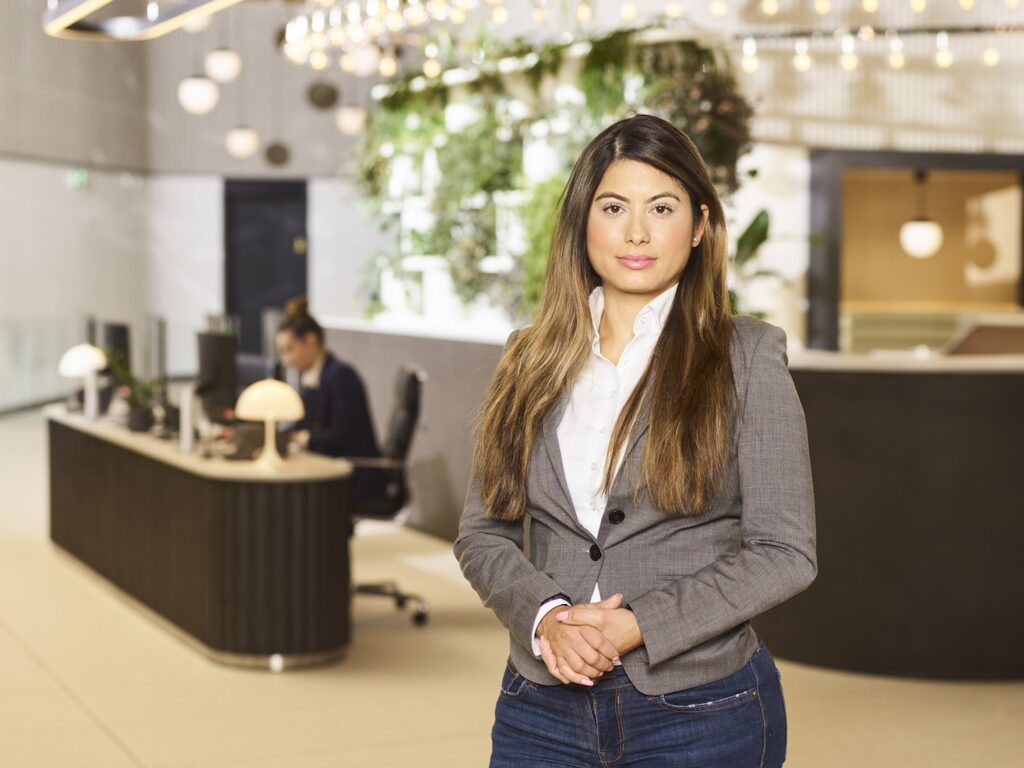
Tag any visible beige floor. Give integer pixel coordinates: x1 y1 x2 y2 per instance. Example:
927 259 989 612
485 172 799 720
0 409 1021 768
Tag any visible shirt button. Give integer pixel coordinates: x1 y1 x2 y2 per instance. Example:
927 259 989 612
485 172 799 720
589 544 602 561
608 509 625 524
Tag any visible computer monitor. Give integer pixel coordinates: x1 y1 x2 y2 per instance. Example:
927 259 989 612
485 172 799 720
102 322 131 377
196 332 238 423
235 352 283 394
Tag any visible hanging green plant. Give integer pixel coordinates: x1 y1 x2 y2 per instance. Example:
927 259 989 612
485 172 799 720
352 24 753 322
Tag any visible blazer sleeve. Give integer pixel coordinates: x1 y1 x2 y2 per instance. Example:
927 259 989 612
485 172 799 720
307 365 376 458
452 330 568 654
627 323 818 667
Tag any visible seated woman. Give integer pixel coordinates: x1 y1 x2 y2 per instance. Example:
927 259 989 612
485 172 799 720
275 297 386 505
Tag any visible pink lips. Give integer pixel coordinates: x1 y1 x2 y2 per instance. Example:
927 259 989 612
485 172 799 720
617 255 655 270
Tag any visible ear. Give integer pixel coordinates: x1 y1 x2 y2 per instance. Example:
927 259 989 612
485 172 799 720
696 204 710 240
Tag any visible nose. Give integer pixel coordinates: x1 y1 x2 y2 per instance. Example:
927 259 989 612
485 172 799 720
626 212 649 245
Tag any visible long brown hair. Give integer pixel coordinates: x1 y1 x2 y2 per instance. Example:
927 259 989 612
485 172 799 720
473 114 736 521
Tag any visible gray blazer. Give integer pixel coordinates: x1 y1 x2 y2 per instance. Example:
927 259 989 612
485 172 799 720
453 315 817 696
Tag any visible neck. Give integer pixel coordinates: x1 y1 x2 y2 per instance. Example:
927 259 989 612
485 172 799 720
599 285 657 342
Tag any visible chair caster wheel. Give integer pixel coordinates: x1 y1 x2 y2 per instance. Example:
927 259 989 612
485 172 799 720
396 596 408 609
413 611 428 626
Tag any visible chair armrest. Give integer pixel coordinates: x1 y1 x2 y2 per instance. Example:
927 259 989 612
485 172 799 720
340 457 406 470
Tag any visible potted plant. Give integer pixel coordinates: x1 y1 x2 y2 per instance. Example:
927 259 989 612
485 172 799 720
105 350 159 432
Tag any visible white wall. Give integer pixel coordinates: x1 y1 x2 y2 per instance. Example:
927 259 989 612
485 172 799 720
308 177 396 321
0 158 149 409
144 176 224 376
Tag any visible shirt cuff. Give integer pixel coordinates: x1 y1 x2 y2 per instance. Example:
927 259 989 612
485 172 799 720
531 596 572 657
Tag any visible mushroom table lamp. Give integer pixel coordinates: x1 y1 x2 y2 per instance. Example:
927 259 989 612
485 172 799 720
58 344 108 419
234 379 305 472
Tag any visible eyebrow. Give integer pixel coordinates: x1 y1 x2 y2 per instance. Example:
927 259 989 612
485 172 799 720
594 191 681 204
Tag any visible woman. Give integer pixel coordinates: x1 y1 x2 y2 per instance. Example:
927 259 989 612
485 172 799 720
453 114 816 767
276 297 385 504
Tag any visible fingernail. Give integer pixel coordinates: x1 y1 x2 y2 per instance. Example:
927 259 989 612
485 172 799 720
612 656 620 661
581 679 594 686
556 611 568 621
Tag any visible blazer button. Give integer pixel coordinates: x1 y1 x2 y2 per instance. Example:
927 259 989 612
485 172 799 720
589 544 602 561
607 509 625 524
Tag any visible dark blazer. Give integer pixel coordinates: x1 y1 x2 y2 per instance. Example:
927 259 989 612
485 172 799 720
453 315 817 696
298 353 386 504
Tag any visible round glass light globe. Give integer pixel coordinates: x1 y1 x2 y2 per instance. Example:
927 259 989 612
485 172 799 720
225 126 260 159
205 48 242 83
177 75 220 115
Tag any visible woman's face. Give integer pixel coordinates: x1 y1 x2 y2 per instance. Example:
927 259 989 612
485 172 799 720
275 330 321 373
586 158 709 306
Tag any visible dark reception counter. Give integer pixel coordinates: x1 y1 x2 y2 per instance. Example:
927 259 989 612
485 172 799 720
47 406 353 671
755 350 1024 680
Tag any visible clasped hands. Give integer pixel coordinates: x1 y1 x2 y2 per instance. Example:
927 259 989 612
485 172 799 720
536 593 643 687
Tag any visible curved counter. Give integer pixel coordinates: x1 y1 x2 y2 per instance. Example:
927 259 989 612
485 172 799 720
753 351 1024 680
46 407 353 671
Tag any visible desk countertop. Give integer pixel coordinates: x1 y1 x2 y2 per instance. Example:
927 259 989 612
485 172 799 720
45 405 352 484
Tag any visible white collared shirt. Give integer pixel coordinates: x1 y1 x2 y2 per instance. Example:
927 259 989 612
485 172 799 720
300 353 327 390
530 281 679 659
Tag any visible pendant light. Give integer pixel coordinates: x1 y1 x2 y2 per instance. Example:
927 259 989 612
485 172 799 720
177 74 219 114
205 48 242 83
899 169 943 259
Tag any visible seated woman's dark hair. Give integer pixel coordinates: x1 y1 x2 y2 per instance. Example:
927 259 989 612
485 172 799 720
278 296 324 345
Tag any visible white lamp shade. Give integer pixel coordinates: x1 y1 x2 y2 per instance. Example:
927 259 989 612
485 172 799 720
899 218 944 259
58 344 107 378
205 48 242 83
352 45 382 77
235 379 305 422
177 75 220 115
225 126 260 158
335 105 367 135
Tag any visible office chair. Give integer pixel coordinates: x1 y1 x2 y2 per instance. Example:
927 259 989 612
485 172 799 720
343 365 430 626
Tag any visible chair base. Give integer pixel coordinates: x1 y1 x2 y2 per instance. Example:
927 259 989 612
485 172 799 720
351 581 430 625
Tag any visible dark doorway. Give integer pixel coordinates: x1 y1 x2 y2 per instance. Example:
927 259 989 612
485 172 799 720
225 181 308 354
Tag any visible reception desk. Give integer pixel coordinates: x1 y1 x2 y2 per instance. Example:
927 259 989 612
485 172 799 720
46 406 353 670
753 351 1024 680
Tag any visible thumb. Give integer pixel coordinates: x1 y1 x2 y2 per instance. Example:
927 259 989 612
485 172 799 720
596 593 624 609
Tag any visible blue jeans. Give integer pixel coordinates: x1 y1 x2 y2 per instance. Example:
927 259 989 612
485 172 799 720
490 636 786 767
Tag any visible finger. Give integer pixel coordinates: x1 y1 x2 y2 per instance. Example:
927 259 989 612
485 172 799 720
563 647 603 681
579 626 620 667
539 636 570 684
557 606 604 627
595 593 624 609
557 653 593 686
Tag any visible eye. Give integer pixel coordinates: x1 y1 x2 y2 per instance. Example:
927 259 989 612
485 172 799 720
602 203 624 214
652 204 674 215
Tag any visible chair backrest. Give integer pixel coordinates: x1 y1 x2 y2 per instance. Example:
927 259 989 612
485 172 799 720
357 365 425 519
381 366 425 461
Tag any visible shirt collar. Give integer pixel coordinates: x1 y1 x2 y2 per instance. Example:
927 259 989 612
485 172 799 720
588 282 679 349
300 353 327 389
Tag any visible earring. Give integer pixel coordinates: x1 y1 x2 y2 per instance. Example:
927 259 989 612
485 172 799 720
692 237 700 246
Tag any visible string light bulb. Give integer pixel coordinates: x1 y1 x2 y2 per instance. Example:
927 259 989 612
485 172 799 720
934 31 953 68
958 0 974 8
862 0 878 11
665 0 683 18
492 4 509 23
793 39 812 71
888 35 905 69
621 1 638 20
840 34 858 71
741 37 759 73
761 0 779 15
911 0 926 13
709 0 728 17
814 0 831 14
983 45 1000 67
577 2 593 22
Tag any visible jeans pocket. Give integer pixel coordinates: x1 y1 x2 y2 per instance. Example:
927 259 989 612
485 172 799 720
657 686 758 714
655 661 760 714
499 659 531 698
